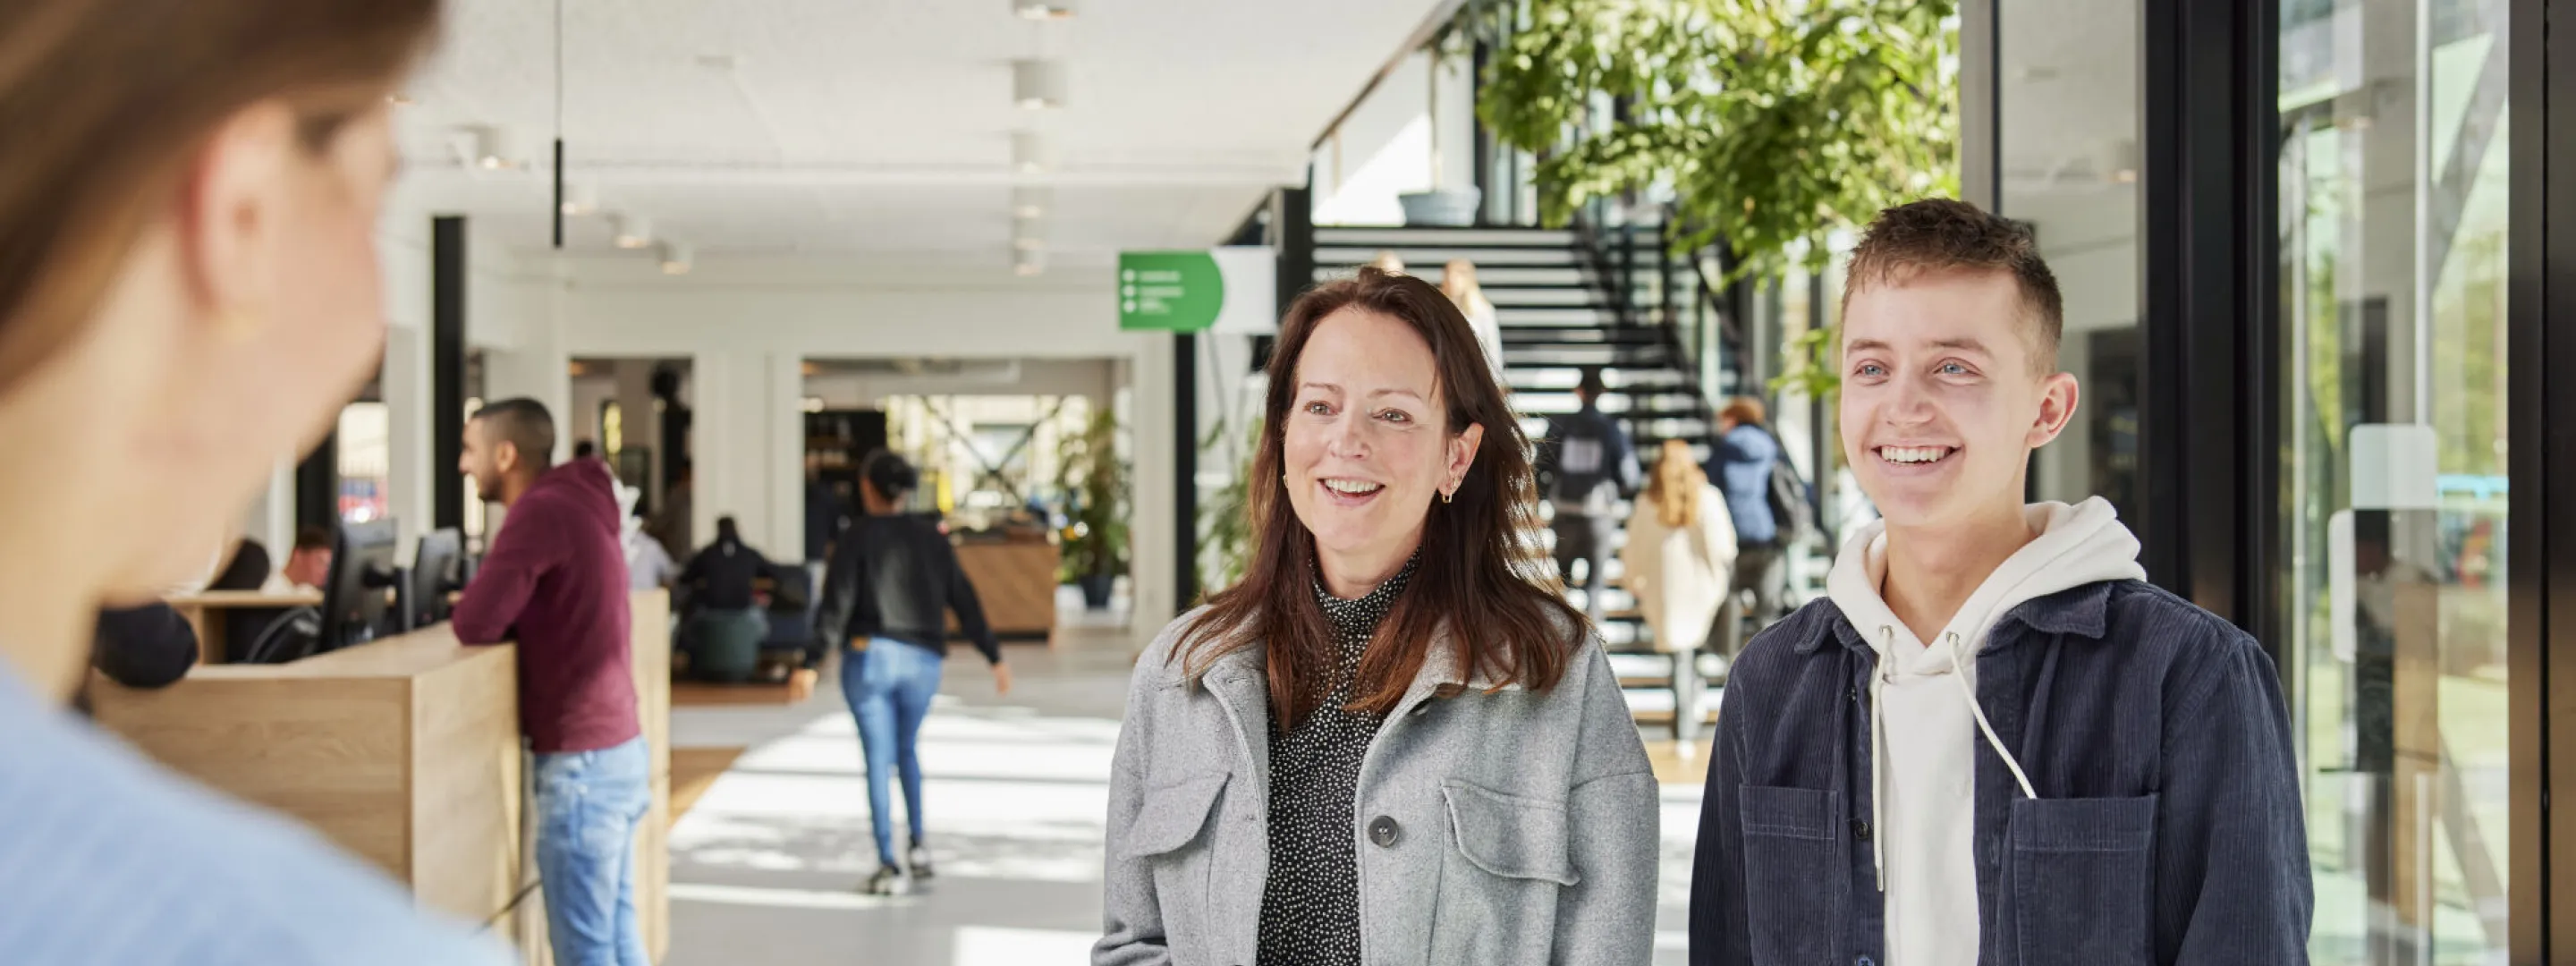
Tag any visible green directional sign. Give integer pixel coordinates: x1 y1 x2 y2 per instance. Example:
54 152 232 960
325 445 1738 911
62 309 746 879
1118 251 1225 332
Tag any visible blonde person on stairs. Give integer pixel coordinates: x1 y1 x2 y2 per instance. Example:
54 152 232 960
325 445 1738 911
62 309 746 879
1686 199 2309 966
1620 439 1736 747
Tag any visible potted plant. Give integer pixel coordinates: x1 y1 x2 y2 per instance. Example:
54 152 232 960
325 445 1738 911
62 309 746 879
1195 418 1262 594
1055 408 1128 610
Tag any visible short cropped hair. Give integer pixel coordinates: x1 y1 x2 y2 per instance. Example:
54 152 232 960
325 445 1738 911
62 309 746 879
1843 199 2064 373
471 398 557 469
292 525 333 553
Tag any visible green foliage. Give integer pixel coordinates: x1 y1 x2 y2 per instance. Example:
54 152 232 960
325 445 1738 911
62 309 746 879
1479 0 1959 283
1770 321 1841 399
1055 408 1129 581
1194 418 1264 593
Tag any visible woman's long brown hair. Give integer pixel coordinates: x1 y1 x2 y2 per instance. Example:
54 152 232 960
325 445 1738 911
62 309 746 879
0 0 442 394
1174 267 1582 727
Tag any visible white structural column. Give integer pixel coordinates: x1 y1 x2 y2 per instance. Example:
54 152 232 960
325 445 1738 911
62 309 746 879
381 325 435 550
483 282 572 463
690 351 806 559
767 352 807 563
1125 338 1177 639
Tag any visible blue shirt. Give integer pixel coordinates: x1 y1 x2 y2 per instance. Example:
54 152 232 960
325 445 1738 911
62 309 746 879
0 666 510 965
1689 580 2311 965
1706 424 1779 545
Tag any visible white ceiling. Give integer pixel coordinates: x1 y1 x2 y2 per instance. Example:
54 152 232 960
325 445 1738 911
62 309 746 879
1996 0 2140 193
392 0 1445 267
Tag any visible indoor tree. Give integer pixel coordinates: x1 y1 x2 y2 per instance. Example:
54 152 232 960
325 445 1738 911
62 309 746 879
1479 0 1959 394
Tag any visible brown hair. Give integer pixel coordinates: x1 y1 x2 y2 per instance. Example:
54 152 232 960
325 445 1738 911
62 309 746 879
1718 396 1767 428
1175 268 1579 727
0 0 442 394
1644 439 1705 530
1842 198 2065 373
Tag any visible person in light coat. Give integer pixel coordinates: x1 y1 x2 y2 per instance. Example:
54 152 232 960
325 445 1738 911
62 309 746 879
1096 267 1658 966
1621 438 1739 657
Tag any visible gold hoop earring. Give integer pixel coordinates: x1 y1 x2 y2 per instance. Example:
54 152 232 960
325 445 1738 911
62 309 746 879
1440 487 1454 504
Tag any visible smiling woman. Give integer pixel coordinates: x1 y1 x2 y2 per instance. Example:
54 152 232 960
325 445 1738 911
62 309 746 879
1095 268 1660 966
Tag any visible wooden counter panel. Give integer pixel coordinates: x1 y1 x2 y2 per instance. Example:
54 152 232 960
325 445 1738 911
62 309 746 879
949 541 1057 637
411 647 525 923
90 676 413 875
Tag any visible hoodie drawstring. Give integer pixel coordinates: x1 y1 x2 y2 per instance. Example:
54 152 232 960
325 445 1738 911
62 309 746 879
1868 628 2040 893
1947 631 2038 800
1870 628 1891 892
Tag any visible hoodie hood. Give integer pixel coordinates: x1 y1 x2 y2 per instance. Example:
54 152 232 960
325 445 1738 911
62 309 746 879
1829 496 2146 677
528 458 624 539
1824 497 2147 965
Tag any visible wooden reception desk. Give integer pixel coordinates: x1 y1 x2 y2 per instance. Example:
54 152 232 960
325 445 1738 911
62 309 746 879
91 591 674 965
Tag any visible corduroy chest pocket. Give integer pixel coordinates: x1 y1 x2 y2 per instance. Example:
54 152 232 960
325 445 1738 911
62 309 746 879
1998 794 2157 965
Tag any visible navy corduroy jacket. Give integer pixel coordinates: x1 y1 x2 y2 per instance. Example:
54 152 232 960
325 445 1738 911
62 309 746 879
1690 580 2312 965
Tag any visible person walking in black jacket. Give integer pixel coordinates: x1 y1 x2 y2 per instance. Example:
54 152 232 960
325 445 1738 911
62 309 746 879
813 450 1011 895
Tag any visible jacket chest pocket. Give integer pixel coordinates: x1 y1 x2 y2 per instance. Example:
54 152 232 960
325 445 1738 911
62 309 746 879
2001 794 2156 965
1430 779 1580 966
1737 784 1846 964
1124 771 1232 964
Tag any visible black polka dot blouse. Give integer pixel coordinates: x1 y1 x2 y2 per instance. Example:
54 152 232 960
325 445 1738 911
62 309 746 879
1256 555 1418 966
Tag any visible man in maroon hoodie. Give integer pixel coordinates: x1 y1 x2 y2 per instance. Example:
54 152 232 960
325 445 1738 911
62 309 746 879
452 398 648 966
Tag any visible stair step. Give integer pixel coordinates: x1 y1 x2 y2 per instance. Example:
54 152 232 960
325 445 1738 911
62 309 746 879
1510 390 1707 411
1509 368 1692 390
1484 287 1614 307
1504 346 1674 365
1631 707 1725 727
1316 246 1584 268
1501 326 1665 345
1315 226 1580 248
1495 307 1622 326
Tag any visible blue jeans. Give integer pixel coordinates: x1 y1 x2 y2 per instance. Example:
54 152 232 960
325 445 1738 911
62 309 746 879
533 736 651 966
842 639 944 867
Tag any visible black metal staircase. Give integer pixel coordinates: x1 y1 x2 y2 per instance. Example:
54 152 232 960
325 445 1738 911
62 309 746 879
1309 223 1743 727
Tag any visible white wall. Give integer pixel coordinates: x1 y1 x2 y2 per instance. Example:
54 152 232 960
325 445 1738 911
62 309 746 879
805 360 1119 409
1311 47 1477 226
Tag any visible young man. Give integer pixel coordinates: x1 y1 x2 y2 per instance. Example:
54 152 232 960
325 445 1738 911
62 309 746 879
1536 366 1641 619
451 399 648 966
265 525 333 592
1689 199 2309 965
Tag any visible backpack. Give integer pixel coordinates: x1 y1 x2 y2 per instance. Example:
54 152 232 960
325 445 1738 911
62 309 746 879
1763 438 1817 547
1547 412 1623 515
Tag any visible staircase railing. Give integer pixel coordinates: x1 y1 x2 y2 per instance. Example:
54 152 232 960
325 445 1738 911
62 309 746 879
1568 202 1758 448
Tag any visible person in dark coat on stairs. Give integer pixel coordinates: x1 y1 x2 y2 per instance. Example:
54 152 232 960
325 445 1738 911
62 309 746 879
1536 366 1640 620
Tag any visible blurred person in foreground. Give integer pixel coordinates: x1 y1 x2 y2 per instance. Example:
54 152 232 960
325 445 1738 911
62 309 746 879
1621 438 1737 744
815 449 1011 895
1096 267 1656 966
454 399 648 966
0 0 505 961
1439 258 1504 386
1688 199 2309 965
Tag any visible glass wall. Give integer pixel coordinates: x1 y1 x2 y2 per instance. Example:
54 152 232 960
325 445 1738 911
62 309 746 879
2276 0 2511 960
1997 0 2144 514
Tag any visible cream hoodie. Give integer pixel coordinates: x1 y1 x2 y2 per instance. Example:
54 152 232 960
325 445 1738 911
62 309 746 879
1825 497 2148 966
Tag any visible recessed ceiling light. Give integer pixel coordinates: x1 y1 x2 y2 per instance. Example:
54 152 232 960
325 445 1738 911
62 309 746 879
388 93 416 106
1013 59 1066 110
2109 168 2140 184
560 180 601 216
1012 131 1058 174
471 125 523 171
1012 187 1050 218
1014 248 1047 276
658 242 695 275
613 215 654 250
1013 0 1076 19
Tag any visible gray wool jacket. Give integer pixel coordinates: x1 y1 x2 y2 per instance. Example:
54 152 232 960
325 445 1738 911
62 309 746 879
1094 606 1660 966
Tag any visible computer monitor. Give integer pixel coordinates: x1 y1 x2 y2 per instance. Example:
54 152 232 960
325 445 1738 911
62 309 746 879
315 520 401 657
403 528 462 631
